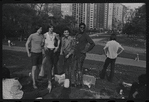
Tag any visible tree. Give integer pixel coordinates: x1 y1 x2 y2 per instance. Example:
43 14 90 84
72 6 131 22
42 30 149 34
122 4 146 38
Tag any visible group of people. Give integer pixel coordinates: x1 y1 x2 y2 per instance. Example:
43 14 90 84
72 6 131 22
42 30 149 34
25 23 96 90
4 22 145 99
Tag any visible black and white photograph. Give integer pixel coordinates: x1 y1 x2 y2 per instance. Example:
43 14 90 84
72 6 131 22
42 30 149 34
2 3 146 99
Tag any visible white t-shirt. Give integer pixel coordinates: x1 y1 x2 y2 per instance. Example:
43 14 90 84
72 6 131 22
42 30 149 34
44 32 57 49
3 78 24 99
104 40 124 59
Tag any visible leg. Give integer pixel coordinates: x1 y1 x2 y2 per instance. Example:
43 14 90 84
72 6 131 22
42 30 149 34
100 58 110 79
31 53 39 89
64 55 73 79
32 66 37 89
39 57 46 77
22 89 49 99
70 55 77 86
45 49 54 82
108 58 116 82
53 52 60 75
128 82 139 99
77 53 86 86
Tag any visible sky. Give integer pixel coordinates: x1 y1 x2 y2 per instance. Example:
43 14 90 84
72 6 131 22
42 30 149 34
122 3 145 9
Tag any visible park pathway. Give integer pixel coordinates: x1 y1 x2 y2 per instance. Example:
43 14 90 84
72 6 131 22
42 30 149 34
2 45 146 68
89 33 146 54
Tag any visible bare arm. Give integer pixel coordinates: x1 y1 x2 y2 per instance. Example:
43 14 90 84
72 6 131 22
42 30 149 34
25 35 32 57
117 46 124 55
60 37 64 55
103 47 108 56
56 34 60 49
103 42 109 56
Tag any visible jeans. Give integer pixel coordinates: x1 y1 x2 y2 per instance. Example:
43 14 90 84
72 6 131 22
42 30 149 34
45 48 57 81
53 51 60 74
100 57 116 81
63 55 73 79
75 53 86 85
22 89 49 99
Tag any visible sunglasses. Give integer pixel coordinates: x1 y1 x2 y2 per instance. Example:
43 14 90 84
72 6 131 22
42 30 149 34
80 27 85 29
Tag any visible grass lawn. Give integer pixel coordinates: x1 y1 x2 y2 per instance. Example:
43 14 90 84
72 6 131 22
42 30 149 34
3 40 26 47
2 39 146 61
91 34 146 49
2 50 146 99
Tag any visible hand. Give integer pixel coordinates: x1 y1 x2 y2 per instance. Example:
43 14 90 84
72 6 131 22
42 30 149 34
65 54 70 58
28 53 31 57
54 47 58 53
60 52 63 55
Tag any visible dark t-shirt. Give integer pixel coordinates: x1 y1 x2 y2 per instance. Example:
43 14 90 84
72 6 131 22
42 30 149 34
75 32 94 53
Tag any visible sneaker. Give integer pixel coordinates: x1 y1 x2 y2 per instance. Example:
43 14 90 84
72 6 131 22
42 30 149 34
47 81 52 93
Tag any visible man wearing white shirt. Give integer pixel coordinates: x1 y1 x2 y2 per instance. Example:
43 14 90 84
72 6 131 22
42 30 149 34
40 25 60 89
100 33 124 82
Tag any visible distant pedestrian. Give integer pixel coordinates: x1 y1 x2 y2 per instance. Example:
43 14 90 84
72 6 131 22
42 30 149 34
73 23 95 87
25 26 44 89
134 53 139 61
100 33 124 82
8 40 11 47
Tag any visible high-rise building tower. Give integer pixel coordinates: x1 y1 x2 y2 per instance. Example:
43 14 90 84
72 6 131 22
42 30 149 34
61 3 72 18
112 3 123 30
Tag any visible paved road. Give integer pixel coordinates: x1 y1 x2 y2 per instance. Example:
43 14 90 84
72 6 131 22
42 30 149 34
2 45 146 68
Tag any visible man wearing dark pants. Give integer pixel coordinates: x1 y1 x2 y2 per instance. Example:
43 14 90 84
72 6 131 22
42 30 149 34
100 33 124 82
25 26 44 89
74 23 95 87
42 25 60 90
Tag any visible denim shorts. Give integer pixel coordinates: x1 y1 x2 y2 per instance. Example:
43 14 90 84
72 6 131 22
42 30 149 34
31 52 42 66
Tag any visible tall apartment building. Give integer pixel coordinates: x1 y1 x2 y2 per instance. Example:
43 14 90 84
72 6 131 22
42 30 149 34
96 3 105 30
104 3 108 29
72 3 88 27
107 3 113 30
89 3 95 29
122 5 128 24
112 3 123 30
61 3 72 18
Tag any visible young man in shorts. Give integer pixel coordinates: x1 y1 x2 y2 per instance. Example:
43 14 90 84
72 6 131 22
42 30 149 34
25 26 44 89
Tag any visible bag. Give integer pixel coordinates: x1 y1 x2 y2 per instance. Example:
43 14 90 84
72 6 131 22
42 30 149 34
55 74 65 85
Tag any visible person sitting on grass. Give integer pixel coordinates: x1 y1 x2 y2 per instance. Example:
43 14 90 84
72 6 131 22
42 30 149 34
128 74 146 99
2 66 51 99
